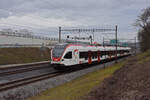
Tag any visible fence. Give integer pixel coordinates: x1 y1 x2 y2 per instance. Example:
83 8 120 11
0 31 66 42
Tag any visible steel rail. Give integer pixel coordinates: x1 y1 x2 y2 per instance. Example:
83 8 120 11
0 62 50 70
0 71 61 92
0 64 50 77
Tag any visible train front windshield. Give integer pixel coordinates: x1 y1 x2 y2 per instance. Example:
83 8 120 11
52 44 67 58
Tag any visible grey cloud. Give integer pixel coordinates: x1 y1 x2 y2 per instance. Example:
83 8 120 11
0 0 149 20
0 0 149 39
0 9 10 18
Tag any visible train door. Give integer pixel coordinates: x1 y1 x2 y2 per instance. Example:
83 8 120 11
97 51 101 63
88 51 92 64
121 50 124 56
73 49 79 64
63 51 73 66
109 51 112 59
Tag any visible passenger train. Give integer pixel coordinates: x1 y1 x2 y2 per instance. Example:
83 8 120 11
50 43 131 69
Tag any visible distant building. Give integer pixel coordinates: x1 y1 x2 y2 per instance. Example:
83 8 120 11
17 29 33 36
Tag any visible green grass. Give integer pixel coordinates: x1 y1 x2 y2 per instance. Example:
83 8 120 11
0 47 50 65
28 61 126 100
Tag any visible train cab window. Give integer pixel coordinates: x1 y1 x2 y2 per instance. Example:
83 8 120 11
52 44 68 58
64 52 72 59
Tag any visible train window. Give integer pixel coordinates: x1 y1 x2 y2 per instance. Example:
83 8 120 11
64 52 72 59
79 52 84 58
110 51 113 55
109 51 112 55
85 52 88 60
113 51 115 55
105 51 109 55
101 51 105 56
118 50 121 54
79 52 88 58
85 57 88 60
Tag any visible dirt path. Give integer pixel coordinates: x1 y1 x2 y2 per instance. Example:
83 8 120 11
84 56 150 100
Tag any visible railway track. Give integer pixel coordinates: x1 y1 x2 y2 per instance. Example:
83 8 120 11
0 55 130 92
0 71 61 92
0 61 49 70
0 63 50 77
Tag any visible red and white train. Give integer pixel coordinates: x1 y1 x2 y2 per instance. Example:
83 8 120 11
50 43 131 69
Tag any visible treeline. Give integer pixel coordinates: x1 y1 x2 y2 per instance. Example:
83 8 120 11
136 7 150 52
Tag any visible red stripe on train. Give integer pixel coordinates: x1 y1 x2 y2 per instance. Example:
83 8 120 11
53 57 61 62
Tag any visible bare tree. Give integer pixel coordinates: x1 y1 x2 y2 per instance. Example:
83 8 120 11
136 7 150 52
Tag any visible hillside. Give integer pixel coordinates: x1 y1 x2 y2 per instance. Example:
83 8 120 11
0 47 50 65
85 50 150 100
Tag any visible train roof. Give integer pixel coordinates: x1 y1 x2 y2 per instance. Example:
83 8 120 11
55 43 131 49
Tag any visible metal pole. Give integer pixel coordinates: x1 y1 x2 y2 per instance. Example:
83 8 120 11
93 29 94 42
79 29 80 37
59 27 61 43
103 37 104 46
89 35 92 44
115 25 118 63
135 37 136 55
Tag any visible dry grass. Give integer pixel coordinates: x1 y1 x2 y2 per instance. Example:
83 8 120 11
28 61 126 100
0 47 50 65
137 49 150 64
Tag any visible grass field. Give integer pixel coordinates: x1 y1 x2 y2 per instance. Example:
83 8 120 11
28 61 126 100
0 47 50 65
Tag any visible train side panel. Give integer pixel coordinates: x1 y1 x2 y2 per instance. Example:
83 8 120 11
51 44 131 69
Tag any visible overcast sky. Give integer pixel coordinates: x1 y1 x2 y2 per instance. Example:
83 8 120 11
0 0 149 42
